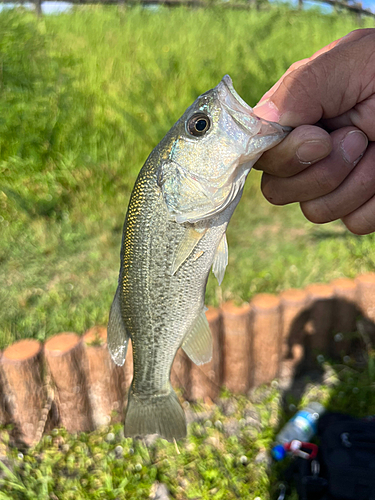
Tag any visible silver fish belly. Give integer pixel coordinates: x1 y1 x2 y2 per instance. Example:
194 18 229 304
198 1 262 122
107 75 290 441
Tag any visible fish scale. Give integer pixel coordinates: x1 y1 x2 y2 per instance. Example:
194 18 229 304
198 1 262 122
107 75 290 441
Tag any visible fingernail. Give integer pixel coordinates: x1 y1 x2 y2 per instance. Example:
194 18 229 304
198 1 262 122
253 100 281 123
341 130 368 165
296 140 332 164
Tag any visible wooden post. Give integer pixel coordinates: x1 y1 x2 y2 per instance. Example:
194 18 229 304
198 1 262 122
1 340 44 446
355 273 375 345
331 278 358 332
83 326 125 426
279 289 308 385
331 278 358 356
305 284 334 359
250 294 281 387
356 273 375 322
221 301 251 394
45 333 94 433
35 0 42 16
188 307 222 402
356 2 363 26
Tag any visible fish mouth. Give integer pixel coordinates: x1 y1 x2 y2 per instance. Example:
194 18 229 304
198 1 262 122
217 75 291 146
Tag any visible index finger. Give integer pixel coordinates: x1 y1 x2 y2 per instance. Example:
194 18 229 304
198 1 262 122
254 29 375 127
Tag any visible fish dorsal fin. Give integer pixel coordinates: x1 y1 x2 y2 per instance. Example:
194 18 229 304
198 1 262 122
212 232 228 286
107 285 130 366
182 309 212 365
172 226 207 275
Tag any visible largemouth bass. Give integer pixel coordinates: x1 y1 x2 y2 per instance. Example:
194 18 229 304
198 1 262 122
108 75 290 441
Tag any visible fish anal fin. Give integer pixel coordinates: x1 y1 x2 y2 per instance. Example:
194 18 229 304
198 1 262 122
182 309 212 365
171 227 207 275
107 286 130 366
212 232 228 286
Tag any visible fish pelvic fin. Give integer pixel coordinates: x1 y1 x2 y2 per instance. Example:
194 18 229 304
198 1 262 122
107 285 129 366
212 232 228 286
182 309 213 365
124 388 187 442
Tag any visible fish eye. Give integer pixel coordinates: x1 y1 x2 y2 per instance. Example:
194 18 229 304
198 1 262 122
187 113 211 137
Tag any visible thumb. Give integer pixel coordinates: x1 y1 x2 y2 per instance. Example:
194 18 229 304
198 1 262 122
254 29 375 128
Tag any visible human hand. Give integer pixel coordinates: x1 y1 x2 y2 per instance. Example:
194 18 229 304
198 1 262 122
253 29 375 235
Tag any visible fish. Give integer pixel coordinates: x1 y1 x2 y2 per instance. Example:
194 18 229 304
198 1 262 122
107 75 290 441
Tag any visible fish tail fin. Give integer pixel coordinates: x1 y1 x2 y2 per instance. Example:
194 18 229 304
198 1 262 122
124 387 187 441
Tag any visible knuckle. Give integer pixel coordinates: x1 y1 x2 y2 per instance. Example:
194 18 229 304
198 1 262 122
288 59 307 72
303 62 322 86
342 219 365 235
301 198 338 224
261 175 285 205
348 28 373 39
300 203 321 224
342 212 374 235
311 168 338 195
261 177 276 203
288 61 300 72
287 61 321 99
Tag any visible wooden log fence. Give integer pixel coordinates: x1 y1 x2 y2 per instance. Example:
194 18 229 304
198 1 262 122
0 272 374 445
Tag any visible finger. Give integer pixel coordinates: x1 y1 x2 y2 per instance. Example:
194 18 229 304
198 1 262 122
301 142 375 223
254 29 375 127
255 125 332 177
321 94 375 141
257 58 310 104
261 128 368 205
343 191 375 235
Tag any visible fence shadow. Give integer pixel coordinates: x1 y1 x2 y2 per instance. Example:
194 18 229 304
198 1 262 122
280 296 374 400
270 295 375 497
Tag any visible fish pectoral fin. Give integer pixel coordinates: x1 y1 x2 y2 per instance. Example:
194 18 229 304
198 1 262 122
158 159 246 224
212 232 228 286
107 285 130 366
182 310 212 365
158 160 217 223
171 227 207 275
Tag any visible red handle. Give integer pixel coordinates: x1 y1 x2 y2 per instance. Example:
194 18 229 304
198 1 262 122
284 440 319 460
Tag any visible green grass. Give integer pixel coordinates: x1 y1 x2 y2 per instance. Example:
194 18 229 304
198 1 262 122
1 6 373 348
